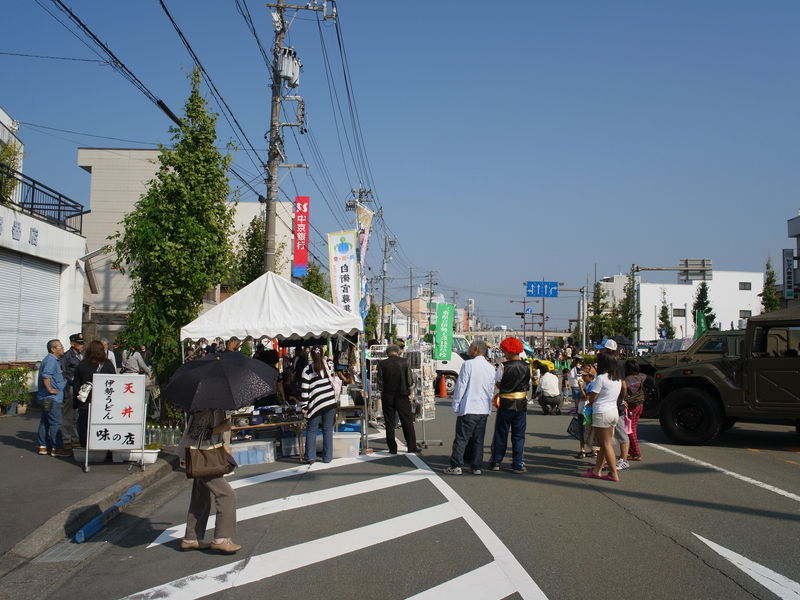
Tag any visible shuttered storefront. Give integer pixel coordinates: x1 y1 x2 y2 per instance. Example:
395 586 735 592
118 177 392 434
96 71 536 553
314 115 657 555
0 248 61 362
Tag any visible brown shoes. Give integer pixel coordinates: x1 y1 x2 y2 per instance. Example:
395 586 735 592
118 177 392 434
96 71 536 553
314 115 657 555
180 539 211 551
38 446 49 455
210 539 241 554
51 448 73 457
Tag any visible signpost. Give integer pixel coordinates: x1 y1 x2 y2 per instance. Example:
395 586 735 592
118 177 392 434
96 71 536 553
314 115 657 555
526 281 559 298
783 249 795 300
86 374 147 473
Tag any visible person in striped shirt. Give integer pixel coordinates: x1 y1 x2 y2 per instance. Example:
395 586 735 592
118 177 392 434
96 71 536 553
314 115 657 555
300 346 338 464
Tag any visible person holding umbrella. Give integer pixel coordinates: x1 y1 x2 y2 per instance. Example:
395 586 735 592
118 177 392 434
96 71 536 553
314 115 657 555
164 351 280 555
176 409 240 554
300 346 338 464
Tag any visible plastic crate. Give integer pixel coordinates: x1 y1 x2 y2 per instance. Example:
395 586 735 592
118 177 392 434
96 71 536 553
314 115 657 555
233 440 275 465
333 432 360 458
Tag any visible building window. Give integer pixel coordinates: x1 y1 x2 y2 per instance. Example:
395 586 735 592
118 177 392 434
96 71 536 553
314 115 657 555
673 308 686 317
740 310 752 319
739 282 752 290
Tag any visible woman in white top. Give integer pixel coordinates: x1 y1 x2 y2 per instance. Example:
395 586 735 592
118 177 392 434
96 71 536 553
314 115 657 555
581 352 626 481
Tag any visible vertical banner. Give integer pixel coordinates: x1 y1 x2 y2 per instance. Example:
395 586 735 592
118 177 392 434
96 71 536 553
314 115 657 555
783 248 795 300
328 230 360 315
292 196 310 278
433 303 455 360
356 204 374 320
88 374 146 450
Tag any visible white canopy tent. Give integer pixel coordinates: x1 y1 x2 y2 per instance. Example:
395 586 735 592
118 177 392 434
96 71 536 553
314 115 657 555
180 271 363 342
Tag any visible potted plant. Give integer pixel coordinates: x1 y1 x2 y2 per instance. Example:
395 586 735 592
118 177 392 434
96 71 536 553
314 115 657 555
0 367 31 416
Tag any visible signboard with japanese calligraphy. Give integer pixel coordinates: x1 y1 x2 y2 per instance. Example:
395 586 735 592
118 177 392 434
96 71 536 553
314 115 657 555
526 281 559 298
433 303 455 360
88 374 146 451
783 248 795 300
328 230 360 316
292 196 310 278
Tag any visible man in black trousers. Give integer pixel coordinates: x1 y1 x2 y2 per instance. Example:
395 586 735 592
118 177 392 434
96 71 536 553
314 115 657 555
376 344 420 454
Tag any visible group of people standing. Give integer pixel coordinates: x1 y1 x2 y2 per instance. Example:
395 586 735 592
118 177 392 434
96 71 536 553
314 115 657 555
443 336 650 481
36 333 153 457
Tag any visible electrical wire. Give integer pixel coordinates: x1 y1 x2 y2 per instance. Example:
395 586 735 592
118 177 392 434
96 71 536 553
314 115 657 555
0 51 108 63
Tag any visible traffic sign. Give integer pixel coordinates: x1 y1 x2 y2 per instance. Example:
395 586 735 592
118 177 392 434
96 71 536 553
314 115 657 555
526 281 559 298
524 307 533 314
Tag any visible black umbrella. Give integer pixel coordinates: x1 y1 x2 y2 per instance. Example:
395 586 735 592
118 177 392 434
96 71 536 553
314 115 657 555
162 352 277 413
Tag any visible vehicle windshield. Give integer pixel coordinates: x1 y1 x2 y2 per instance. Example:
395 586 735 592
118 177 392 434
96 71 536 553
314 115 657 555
451 337 470 355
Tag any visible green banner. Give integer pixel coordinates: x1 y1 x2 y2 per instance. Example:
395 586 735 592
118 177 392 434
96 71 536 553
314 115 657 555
433 303 455 360
694 310 708 340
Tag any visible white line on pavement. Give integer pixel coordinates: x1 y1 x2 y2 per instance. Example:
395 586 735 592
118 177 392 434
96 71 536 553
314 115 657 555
148 468 430 548
693 533 800 599
122 503 460 600
404 562 517 600
406 454 549 600
228 451 390 490
645 442 800 503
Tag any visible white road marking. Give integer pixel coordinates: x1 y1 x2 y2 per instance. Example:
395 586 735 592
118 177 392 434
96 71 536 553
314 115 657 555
148 468 429 547
645 442 800 503
228 451 388 490
406 454 549 600
693 533 800 599
123 503 460 600
404 562 517 600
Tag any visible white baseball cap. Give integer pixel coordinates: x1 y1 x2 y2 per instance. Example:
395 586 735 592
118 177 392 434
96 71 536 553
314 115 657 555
595 338 618 351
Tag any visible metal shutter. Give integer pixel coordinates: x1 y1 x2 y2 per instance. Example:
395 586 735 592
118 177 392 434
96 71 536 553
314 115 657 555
0 249 22 362
17 253 61 361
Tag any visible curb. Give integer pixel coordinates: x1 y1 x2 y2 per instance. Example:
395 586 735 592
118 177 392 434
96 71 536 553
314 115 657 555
0 454 179 578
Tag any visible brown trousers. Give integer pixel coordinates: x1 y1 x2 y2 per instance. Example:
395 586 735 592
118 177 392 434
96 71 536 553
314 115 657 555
185 475 237 541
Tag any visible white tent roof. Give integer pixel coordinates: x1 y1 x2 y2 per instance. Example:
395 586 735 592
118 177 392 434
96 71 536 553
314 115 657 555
180 271 363 341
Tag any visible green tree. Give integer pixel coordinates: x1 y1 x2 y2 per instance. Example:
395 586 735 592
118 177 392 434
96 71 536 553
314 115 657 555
692 281 716 328
232 215 264 289
112 68 235 381
588 281 612 343
0 140 22 204
364 302 378 339
658 289 675 339
760 259 780 313
300 261 330 300
551 336 565 348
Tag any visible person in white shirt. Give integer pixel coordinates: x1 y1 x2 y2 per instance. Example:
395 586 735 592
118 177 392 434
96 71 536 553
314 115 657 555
442 341 496 476
581 351 626 481
568 358 582 407
101 338 117 372
537 364 562 415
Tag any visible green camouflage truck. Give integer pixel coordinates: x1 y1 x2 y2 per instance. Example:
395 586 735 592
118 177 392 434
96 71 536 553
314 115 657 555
655 306 800 444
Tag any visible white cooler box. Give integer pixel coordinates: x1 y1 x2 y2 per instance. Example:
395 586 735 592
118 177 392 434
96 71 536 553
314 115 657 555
333 432 360 458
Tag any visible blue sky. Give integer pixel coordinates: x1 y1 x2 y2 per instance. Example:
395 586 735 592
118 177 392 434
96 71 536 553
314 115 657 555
3 1 798 328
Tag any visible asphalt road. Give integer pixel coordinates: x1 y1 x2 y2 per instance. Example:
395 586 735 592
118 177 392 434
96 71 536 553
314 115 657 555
14 399 800 600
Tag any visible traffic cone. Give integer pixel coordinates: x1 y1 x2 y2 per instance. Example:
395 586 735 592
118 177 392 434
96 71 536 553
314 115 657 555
438 375 448 398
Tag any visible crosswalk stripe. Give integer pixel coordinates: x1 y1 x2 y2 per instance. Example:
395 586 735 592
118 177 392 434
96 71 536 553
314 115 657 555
228 452 389 490
122 503 460 600
148 468 430 548
406 454 548 600
404 562 517 600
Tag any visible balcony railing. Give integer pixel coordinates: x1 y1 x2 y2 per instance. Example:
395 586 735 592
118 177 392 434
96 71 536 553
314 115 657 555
0 162 84 234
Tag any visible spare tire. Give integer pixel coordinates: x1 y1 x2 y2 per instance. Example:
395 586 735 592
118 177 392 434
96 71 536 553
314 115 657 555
659 388 723 445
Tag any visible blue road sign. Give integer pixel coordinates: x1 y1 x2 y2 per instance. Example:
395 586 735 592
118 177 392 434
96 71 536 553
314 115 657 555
524 307 533 314
526 281 559 298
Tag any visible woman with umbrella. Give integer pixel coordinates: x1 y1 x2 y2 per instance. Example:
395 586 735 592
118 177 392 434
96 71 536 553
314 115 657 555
165 351 278 555
301 346 338 464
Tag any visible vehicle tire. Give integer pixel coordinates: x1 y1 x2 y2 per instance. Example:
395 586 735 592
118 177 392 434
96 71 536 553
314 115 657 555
721 417 738 432
659 388 723 445
445 375 457 396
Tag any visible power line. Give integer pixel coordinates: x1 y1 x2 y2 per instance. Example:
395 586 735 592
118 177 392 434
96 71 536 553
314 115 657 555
20 121 156 145
0 50 108 63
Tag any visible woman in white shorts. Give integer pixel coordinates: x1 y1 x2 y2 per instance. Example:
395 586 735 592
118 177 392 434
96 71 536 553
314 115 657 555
581 352 626 481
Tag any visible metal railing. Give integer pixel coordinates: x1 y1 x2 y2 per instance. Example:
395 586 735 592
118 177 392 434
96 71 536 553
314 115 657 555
0 162 84 234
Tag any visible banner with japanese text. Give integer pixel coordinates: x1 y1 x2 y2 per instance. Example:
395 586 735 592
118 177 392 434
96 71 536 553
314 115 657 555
292 196 310 278
88 374 146 450
328 230 360 316
433 303 455 360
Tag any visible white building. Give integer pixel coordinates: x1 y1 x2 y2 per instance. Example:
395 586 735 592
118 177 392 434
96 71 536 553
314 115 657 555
593 270 764 341
77 148 292 339
1 108 85 363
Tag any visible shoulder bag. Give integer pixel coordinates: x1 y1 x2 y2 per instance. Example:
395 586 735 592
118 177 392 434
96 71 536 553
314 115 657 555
185 422 236 479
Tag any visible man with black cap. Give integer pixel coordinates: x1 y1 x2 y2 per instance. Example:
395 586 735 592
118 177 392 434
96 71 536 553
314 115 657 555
60 332 84 448
488 337 531 473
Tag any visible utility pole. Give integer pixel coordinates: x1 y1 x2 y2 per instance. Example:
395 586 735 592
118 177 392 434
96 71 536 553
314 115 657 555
409 266 413 340
424 270 438 333
263 1 334 273
379 236 396 341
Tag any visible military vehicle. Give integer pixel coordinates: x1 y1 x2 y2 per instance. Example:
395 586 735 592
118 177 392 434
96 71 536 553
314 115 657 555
656 306 800 444
639 329 744 374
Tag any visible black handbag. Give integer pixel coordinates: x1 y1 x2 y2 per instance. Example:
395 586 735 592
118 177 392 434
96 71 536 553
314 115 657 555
566 416 582 440
184 425 236 479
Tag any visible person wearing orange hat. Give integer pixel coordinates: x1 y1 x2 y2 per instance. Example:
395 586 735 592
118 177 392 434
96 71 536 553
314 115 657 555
488 337 531 474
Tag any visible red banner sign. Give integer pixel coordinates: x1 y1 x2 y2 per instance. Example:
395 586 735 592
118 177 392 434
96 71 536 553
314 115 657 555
292 196 310 277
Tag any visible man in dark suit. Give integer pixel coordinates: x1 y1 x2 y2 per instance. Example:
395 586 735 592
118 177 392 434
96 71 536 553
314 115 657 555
376 345 419 454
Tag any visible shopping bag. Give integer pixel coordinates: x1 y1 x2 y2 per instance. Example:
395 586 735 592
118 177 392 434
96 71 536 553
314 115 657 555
566 417 582 440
